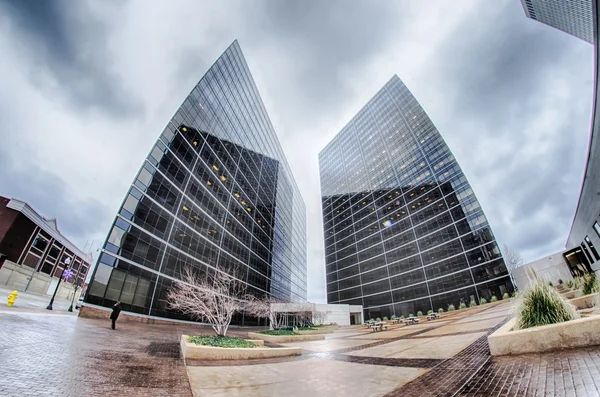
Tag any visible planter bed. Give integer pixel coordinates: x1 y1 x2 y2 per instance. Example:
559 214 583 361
569 292 599 310
295 328 335 335
180 335 300 360
248 331 325 343
488 315 600 356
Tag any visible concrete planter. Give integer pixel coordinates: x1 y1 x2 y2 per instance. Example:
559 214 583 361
180 335 301 360
248 331 325 343
488 316 600 356
569 292 599 310
295 328 335 335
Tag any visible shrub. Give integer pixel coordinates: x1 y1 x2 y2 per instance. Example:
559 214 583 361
566 280 574 288
448 304 455 311
490 295 498 302
399 315 405 319
480 298 487 305
408 313 414 317
417 311 423 317
383 316 389 321
558 279 563 285
548 281 553 287
502 292 509 300
188 335 259 348
459 303 467 310
258 329 296 335
583 273 600 295
469 300 477 308
438 308 444 313
427 309 433 315
515 281 579 330
375 317 381 322
391 315 397 320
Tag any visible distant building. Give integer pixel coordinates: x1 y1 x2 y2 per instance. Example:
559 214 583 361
567 0 600 274
520 0 594 43
319 75 513 321
84 41 307 325
510 251 574 290
0 196 92 299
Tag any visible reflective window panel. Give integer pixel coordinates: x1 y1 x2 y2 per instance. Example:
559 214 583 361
319 75 514 319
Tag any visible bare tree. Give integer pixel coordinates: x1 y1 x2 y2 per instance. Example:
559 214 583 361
244 297 296 330
503 245 524 271
167 267 245 336
312 310 331 325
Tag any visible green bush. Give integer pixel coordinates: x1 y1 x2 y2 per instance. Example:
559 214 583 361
417 311 423 316
583 273 600 295
258 329 296 336
548 281 553 287
399 315 405 319
566 280 574 288
188 335 258 348
375 317 381 322
502 292 509 300
558 279 563 285
391 315 397 320
459 303 467 310
408 313 414 317
447 304 455 311
480 298 487 305
438 308 444 313
469 300 477 307
515 281 579 330
383 316 389 321
490 295 497 302
427 309 433 315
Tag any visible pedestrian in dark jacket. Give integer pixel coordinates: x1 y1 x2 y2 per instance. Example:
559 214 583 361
110 301 122 330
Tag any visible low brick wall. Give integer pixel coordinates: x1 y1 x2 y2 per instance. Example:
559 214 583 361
181 335 300 360
79 305 199 326
247 331 325 343
488 316 600 356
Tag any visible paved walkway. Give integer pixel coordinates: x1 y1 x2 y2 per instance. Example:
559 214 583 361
1 301 599 396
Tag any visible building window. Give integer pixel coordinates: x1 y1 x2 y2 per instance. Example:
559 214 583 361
585 236 600 261
594 222 600 239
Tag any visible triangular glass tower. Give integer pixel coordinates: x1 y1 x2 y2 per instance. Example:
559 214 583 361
85 41 307 324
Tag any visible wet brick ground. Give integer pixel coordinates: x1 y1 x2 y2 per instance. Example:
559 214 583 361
0 310 262 397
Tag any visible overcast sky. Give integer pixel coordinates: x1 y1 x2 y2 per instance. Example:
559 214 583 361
0 0 593 302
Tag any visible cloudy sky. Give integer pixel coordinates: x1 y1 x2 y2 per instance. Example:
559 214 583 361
0 0 593 302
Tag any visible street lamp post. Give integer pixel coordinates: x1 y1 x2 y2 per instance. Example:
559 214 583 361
68 279 81 312
46 257 72 311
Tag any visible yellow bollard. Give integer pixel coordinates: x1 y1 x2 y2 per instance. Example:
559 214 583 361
7 290 18 307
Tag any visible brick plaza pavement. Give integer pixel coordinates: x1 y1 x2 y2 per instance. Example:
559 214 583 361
1 302 600 396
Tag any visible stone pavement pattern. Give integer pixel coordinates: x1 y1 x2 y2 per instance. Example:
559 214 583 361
2 299 600 396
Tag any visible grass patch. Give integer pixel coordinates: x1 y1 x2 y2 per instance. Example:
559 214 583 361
188 335 258 348
257 329 297 335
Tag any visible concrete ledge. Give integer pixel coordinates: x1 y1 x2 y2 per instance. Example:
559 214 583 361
569 293 599 310
295 328 335 335
247 331 325 343
181 335 300 360
79 305 200 326
488 316 600 356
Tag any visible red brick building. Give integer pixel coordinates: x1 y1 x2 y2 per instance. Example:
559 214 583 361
0 196 92 295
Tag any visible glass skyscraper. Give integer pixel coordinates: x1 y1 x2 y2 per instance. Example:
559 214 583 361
521 0 594 44
319 75 513 320
85 41 307 324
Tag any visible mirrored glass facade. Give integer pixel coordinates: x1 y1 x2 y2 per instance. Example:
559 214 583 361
319 75 513 320
86 41 307 324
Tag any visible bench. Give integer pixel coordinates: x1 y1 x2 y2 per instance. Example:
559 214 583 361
382 324 390 331
426 313 440 321
371 325 381 331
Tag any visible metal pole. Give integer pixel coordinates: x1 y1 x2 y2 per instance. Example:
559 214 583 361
46 258 71 311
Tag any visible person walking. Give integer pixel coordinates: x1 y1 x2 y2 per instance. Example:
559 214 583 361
110 301 122 330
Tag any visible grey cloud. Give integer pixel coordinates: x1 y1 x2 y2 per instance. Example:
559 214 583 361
0 0 144 119
0 146 113 246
